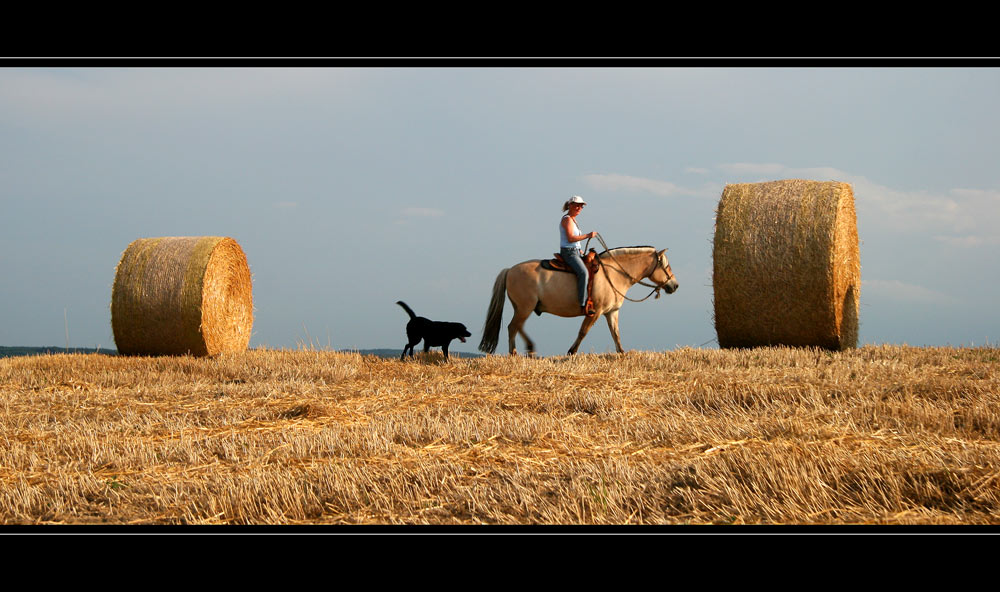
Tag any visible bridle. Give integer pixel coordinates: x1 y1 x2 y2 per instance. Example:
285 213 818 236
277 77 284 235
587 233 675 303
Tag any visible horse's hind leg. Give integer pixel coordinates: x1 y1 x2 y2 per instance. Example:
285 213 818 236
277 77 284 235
520 325 536 357
507 306 534 356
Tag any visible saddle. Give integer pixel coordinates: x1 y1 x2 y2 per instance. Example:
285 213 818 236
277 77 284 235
540 248 600 315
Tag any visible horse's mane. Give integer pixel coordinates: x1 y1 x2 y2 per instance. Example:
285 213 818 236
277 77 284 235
598 246 655 259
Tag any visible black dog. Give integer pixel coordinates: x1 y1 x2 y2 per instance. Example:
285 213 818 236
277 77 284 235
396 301 472 360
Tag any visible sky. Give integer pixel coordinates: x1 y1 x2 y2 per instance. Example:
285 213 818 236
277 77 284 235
2 63 999 356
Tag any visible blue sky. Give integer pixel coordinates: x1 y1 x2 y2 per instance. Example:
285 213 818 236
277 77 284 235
2 64 998 356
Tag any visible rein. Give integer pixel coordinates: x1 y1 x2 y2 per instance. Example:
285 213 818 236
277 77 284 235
588 233 674 303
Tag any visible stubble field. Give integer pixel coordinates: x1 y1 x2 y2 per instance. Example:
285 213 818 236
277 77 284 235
1 345 998 526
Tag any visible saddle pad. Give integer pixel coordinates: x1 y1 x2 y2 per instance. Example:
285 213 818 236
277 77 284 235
540 260 573 273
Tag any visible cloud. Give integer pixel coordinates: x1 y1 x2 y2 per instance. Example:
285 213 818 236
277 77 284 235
717 163 854 184
932 234 1000 247
401 207 445 218
717 163 792 177
580 164 999 245
950 188 1000 201
0 68 363 127
715 162 1000 238
392 207 446 226
582 173 702 197
862 279 955 305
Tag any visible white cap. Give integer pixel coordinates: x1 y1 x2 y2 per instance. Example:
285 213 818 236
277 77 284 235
568 195 586 205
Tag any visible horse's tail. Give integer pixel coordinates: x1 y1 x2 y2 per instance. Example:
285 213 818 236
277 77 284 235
478 268 509 354
396 301 417 319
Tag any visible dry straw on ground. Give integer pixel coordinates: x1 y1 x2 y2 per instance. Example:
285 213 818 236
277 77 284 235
713 179 860 350
1 346 997 525
111 236 253 357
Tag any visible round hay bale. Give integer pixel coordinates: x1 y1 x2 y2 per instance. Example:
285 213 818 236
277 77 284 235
111 236 253 356
712 179 860 350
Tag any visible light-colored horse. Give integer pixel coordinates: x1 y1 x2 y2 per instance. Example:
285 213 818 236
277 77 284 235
478 246 678 356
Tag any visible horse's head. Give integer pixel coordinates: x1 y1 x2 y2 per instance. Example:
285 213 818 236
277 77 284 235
650 249 679 295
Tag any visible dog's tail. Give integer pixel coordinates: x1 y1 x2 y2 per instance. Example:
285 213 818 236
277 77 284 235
478 268 508 354
396 301 417 319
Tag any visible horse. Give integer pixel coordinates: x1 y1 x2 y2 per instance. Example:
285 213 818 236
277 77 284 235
478 246 678 356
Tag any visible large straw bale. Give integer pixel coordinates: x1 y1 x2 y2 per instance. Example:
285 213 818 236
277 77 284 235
712 179 860 350
111 236 254 356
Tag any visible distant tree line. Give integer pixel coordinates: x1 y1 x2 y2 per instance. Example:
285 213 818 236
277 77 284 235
0 346 118 358
0 346 484 359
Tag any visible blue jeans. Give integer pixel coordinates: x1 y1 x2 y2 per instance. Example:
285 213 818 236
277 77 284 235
560 247 588 307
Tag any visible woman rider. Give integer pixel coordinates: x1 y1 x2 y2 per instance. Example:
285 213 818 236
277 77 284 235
560 195 598 316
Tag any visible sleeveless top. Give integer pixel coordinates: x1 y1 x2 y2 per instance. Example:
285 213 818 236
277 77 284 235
560 214 582 250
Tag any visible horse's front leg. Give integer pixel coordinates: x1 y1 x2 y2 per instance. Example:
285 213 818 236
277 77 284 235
605 309 625 353
567 313 600 355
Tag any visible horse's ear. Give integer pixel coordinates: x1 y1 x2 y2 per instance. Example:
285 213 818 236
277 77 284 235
656 249 666 256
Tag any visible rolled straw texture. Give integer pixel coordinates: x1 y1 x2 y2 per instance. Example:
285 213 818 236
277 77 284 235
111 236 254 356
712 180 860 350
